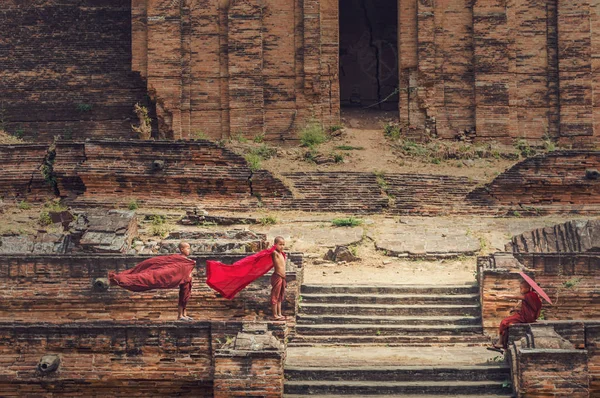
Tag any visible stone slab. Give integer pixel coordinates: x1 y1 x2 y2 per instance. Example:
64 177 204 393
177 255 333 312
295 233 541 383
286 346 504 367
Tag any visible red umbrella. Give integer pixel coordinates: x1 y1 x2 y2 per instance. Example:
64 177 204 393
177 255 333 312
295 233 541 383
519 272 553 305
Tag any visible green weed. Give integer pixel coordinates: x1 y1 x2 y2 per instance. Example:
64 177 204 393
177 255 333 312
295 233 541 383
563 278 582 289
44 200 67 213
383 122 402 140
514 139 535 157
253 132 265 143
250 144 277 160
232 132 248 143
331 217 362 227
245 153 262 172
76 103 93 112
259 215 277 225
300 120 327 148
336 145 364 151
193 130 208 140
128 200 139 211
39 211 52 226
18 201 31 210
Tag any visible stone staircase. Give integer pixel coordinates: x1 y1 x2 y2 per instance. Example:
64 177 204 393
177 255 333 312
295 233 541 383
290 284 486 346
285 284 513 396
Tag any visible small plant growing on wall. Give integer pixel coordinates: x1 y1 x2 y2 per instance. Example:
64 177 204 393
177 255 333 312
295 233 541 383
76 103 93 112
132 103 152 139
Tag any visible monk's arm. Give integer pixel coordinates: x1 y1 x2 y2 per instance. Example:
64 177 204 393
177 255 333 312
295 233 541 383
500 294 525 300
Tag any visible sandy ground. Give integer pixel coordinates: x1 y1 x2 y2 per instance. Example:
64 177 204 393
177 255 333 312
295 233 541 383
257 108 519 184
137 210 591 287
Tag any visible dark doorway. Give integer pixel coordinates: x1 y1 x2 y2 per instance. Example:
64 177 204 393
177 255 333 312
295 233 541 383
339 0 399 110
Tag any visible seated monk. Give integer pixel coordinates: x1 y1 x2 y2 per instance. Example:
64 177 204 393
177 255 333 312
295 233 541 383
109 241 196 321
492 280 542 350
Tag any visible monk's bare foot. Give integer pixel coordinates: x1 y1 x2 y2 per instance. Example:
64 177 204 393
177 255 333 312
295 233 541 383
490 338 504 350
270 316 284 321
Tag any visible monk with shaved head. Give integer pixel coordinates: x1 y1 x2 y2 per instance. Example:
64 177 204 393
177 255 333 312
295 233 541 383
491 280 542 350
270 236 287 320
109 241 196 321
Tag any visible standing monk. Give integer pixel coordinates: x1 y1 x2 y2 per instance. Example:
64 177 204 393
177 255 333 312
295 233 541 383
492 280 542 350
270 237 287 320
109 241 196 321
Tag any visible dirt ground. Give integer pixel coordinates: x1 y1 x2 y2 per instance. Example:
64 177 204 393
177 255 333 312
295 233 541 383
257 108 520 184
0 130 26 145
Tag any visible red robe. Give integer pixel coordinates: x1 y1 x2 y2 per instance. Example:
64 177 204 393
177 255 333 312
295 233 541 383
206 246 285 300
109 254 196 308
499 291 542 340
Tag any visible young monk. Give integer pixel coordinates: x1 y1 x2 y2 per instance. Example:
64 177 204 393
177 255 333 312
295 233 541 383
206 237 287 304
109 241 196 321
492 280 542 350
270 236 287 320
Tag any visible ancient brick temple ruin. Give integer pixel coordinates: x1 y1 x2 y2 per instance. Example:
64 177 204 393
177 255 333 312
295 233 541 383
2 0 600 145
2 1 600 397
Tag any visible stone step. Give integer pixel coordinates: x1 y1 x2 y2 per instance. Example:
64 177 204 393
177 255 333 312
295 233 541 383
285 365 510 382
300 303 480 317
297 314 481 326
301 284 479 295
285 394 513 398
295 324 483 336
301 293 479 305
288 334 489 347
284 380 512 395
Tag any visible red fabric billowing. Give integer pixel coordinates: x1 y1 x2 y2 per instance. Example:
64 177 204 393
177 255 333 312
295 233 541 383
206 246 285 300
109 254 195 292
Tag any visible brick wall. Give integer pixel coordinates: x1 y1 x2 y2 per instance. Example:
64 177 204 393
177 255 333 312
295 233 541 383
587 324 600 394
214 354 284 397
479 253 600 335
512 347 589 397
133 0 339 141
506 219 600 253
398 0 598 146
3 1 600 145
508 321 599 397
52 140 292 208
0 254 302 323
0 145 54 202
468 151 600 214
0 322 213 396
214 327 285 398
0 1 151 142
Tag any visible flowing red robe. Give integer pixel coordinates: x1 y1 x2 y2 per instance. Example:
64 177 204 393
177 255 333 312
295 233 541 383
206 246 286 300
109 254 196 309
499 291 542 346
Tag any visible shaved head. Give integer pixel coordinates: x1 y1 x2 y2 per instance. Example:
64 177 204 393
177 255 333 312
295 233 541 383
274 236 285 244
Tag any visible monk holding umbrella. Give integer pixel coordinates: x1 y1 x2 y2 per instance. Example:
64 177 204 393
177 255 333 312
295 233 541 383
491 272 552 351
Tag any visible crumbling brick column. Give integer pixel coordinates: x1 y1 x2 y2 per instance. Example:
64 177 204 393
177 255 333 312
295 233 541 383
214 323 285 397
508 324 589 397
478 254 523 336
